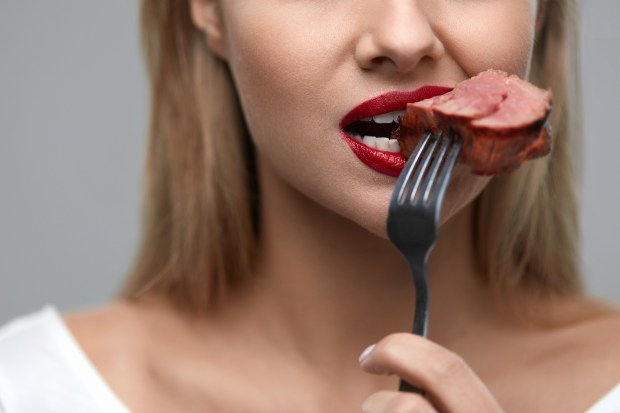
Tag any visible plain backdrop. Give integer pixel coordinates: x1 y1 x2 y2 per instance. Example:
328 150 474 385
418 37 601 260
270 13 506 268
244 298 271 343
1 2 619 324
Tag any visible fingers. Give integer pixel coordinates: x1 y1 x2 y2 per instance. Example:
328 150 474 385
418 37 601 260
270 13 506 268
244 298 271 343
359 333 503 413
362 390 436 413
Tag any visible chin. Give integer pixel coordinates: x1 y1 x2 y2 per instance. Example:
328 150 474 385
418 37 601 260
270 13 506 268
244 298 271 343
345 164 491 239
361 217 391 240
334 182 393 240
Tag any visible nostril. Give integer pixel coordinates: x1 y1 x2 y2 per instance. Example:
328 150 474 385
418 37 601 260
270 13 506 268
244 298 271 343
370 56 392 68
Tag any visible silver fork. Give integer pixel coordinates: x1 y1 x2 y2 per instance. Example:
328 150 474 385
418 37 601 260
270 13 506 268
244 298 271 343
387 131 462 392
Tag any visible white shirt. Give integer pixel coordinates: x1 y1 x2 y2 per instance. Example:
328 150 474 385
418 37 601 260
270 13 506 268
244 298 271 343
0 307 619 413
0 307 131 413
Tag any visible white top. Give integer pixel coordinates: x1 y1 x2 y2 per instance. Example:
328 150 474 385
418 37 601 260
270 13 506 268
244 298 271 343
0 307 619 413
0 307 132 413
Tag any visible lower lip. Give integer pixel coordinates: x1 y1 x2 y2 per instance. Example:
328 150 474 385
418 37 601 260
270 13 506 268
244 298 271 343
341 134 405 177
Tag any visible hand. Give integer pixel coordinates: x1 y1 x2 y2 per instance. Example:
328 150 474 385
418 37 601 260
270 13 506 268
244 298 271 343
359 333 504 413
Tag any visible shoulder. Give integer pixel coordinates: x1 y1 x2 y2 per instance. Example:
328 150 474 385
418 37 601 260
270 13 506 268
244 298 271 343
0 306 56 346
0 308 56 411
0 306 131 412
61 296 190 371
0 306 68 374
528 298 620 410
62 299 151 366
562 302 620 410
61 297 214 412
487 296 620 412
570 301 620 375
61 299 155 399
550 298 620 362
0 307 60 384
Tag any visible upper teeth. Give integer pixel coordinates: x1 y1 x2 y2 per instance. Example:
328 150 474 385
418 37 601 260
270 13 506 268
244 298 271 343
361 110 405 124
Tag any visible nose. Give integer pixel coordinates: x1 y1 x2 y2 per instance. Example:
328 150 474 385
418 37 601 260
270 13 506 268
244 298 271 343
354 0 444 75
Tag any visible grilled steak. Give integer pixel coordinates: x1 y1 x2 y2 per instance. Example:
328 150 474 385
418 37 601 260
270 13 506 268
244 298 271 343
398 70 552 175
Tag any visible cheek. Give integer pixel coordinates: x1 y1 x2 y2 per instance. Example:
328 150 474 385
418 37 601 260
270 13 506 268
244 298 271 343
222 7 331 149
219 5 368 229
220 5 356 207
436 3 537 77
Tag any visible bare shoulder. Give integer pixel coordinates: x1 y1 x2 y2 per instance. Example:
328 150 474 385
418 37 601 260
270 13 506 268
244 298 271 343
572 299 620 369
62 299 153 387
61 294 194 375
62 297 185 412
487 296 620 412
547 297 620 369
558 298 620 356
62 294 187 349
63 299 148 348
530 298 620 410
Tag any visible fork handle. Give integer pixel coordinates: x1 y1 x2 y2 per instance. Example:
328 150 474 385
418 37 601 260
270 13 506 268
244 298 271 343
398 257 429 393
412 281 429 336
407 257 429 337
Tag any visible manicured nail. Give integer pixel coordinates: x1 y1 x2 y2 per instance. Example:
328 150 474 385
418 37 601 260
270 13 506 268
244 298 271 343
359 344 376 365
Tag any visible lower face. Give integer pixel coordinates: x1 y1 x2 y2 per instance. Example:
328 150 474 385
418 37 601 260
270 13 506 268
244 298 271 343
217 0 539 237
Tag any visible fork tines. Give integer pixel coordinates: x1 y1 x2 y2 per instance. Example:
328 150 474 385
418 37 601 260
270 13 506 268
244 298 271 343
394 131 462 210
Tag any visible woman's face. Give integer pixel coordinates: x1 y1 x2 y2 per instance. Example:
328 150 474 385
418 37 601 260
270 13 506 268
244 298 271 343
192 0 540 237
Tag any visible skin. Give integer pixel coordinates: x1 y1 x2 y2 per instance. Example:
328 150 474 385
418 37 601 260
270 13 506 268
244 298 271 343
62 1 620 412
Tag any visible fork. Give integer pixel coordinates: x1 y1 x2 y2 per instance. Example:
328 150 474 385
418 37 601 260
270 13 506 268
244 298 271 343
386 130 462 392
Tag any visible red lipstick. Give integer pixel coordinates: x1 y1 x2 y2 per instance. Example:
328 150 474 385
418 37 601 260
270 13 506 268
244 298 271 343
340 86 452 177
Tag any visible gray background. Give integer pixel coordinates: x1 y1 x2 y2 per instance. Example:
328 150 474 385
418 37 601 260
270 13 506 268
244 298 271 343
1 2 619 324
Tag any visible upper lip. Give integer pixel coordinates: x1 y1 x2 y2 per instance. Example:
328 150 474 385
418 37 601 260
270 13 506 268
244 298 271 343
340 86 453 129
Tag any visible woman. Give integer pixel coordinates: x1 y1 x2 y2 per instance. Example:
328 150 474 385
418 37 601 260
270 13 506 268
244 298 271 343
1 0 619 412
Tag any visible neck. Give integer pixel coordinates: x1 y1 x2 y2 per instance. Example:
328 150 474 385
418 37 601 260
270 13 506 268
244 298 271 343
219 162 501 371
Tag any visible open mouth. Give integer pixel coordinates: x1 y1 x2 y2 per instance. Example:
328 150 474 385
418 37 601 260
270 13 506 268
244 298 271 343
343 110 404 153
340 87 453 177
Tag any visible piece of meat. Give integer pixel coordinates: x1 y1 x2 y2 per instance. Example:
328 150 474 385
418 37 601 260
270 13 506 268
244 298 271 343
398 69 552 175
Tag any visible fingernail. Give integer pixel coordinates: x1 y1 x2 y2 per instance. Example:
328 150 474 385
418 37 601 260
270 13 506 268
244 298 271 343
358 344 376 365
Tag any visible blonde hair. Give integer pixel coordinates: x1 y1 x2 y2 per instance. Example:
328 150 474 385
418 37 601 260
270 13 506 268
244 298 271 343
121 2 256 312
121 0 583 313
476 0 583 297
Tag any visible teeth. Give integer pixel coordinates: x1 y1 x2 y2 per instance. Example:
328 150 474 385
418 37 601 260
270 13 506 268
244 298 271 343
361 116 373 122
354 134 401 153
392 110 406 122
363 135 378 149
373 110 406 124
388 139 401 153
350 132 362 141
375 137 390 151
